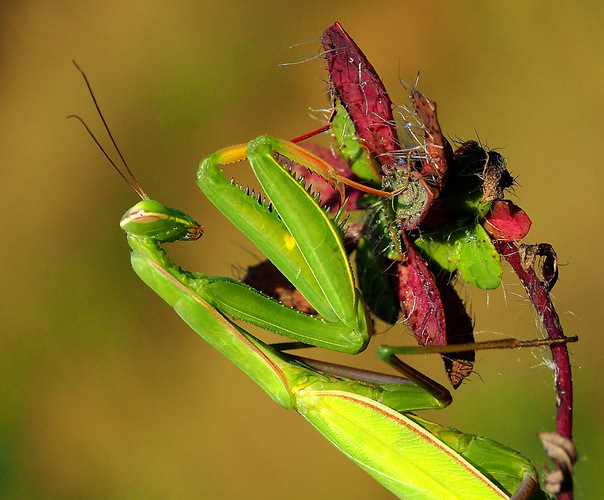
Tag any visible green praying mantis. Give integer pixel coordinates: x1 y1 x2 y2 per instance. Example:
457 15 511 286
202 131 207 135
71 29 576 497
120 136 547 500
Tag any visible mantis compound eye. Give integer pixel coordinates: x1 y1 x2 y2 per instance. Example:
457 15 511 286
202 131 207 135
121 199 203 242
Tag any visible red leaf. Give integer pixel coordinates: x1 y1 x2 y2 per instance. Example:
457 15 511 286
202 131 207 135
398 243 446 347
321 23 400 166
397 238 474 387
482 200 532 241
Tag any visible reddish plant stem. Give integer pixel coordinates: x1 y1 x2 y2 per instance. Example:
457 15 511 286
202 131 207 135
495 241 573 500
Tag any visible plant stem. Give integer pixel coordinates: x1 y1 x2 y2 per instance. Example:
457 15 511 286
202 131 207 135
495 241 574 500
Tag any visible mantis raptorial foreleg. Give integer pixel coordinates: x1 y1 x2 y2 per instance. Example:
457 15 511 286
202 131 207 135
194 136 372 352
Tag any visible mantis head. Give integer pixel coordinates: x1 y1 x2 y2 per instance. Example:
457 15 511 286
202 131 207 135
120 199 203 243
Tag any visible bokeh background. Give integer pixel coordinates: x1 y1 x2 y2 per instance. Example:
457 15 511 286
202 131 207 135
2 1 602 498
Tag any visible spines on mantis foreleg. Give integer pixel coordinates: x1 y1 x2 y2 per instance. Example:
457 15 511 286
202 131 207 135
198 155 339 321
202 276 368 354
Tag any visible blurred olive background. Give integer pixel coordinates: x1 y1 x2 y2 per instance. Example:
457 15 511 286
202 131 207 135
2 1 602 498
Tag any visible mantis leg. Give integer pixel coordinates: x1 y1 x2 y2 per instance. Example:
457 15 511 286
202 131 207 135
377 336 579 388
196 136 371 353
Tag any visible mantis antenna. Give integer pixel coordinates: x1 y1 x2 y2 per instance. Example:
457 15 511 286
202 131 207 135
68 60 148 200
